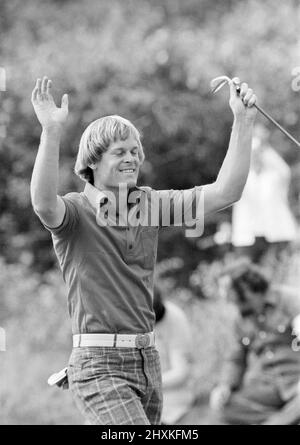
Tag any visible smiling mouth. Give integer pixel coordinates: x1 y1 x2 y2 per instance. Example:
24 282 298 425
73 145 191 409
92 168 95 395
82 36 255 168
119 169 135 174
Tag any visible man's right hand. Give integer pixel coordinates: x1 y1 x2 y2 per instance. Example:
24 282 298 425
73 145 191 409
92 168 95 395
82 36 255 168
209 384 232 412
31 76 69 129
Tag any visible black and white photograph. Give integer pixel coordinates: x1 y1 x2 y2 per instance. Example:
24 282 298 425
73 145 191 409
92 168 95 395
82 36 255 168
1 0 300 427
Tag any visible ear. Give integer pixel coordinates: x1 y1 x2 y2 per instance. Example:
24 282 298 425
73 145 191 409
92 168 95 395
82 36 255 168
89 164 97 170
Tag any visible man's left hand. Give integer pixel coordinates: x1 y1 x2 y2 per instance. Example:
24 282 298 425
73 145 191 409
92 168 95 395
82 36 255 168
229 77 257 122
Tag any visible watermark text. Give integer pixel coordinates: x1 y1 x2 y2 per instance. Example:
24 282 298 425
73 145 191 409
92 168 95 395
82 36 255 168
93 185 204 238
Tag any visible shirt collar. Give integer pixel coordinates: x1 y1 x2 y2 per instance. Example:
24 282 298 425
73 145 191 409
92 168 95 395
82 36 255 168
83 182 144 211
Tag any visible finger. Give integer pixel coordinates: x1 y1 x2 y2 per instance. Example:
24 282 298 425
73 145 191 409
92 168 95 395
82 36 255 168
229 80 239 98
61 93 68 111
31 87 38 102
232 77 241 86
46 79 52 95
229 77 241 97
247 94 257 107
239 82 248 99
41 76 48 94
232 77 241 93
243 88 253 104
36 78 42 96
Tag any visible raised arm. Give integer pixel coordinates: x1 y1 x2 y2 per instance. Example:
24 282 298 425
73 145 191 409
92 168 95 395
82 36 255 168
204 78 257 215
30 77 69 228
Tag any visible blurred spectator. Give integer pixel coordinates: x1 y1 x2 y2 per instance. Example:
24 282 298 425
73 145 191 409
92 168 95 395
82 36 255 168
153 287 196 425
210 258 300 425
231 124 298 262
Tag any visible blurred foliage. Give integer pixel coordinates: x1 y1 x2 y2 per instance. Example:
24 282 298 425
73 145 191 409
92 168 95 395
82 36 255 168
0 258 81 424
0 0 299 279
1 0 300 424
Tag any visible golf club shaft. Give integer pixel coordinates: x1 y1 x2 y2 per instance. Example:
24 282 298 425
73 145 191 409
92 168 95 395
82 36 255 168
234 84 300 149
254 103 300 149
212 77 300 149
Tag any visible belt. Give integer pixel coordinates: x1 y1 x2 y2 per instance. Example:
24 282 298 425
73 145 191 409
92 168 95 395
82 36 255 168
73 332 155 349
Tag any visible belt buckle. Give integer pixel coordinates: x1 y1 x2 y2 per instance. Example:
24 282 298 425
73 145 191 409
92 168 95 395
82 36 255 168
135 333 150 349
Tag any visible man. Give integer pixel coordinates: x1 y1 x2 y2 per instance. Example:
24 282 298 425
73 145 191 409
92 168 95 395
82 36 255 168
210 258 300 425
30 76 257 425
153 287 195 424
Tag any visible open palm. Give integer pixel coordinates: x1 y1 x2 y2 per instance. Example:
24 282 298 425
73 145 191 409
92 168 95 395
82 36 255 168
31 77 68 128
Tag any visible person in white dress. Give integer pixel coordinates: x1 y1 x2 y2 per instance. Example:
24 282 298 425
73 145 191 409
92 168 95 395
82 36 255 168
232 124 297 261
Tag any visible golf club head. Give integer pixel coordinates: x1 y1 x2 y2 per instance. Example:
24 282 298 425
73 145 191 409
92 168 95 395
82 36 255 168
210 76 231 94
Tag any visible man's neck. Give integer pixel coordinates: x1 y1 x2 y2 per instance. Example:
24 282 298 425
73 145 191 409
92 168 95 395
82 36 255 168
93 182 139 222
93 181 137 200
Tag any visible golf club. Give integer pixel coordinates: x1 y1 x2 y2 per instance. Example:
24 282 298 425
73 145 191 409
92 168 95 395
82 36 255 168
211 76 300 149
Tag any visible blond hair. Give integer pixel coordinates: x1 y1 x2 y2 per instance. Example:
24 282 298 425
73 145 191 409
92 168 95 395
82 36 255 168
75 115 144 183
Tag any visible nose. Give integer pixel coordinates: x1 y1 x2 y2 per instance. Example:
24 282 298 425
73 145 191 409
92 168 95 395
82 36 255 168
123 151 135 162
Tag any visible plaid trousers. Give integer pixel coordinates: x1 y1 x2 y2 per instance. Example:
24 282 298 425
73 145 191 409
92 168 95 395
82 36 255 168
68 346 163 425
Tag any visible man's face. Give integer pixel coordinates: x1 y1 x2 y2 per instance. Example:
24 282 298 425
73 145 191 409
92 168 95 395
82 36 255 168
93 136 141 189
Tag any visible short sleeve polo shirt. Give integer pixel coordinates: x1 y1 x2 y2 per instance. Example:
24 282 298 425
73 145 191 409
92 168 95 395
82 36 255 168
46 183 203 334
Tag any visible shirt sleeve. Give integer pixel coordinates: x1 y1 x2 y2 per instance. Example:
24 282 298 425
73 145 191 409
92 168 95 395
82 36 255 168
154 186 204 227
43 195 79 238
